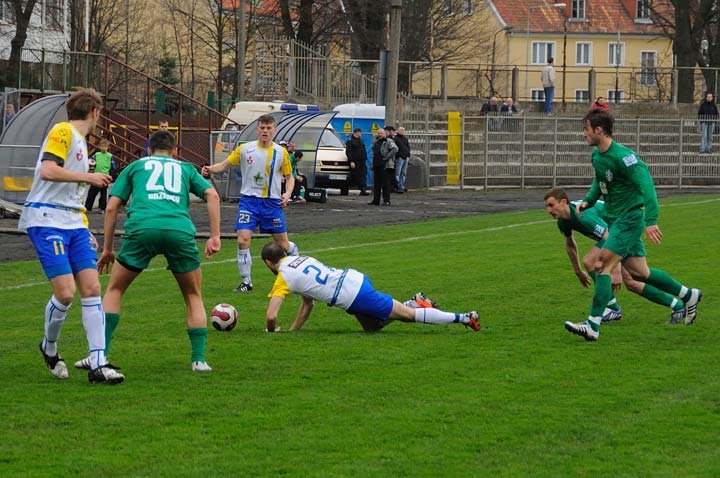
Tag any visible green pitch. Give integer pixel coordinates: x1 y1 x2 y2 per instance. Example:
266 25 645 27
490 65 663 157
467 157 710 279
1 194 718 477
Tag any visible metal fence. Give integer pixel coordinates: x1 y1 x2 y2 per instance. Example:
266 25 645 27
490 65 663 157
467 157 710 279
404 115 720 190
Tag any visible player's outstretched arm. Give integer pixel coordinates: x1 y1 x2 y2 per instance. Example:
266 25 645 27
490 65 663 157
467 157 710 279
265 296 285 332
204 187 221 258
289 296 314 331
98 196 122 274
564 235 591 287
201 158 230 176
40 160 112 188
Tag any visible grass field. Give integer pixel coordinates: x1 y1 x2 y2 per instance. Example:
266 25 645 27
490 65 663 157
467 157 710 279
1 194 718 477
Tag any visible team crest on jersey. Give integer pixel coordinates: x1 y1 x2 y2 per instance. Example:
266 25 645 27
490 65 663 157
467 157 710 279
623 154 638 167
247 155 253 164
76 151 84 161
605 170 613 182
253 172 264 186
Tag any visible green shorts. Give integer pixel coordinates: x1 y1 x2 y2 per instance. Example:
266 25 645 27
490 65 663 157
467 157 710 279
117 229 200 274
603 208 646 259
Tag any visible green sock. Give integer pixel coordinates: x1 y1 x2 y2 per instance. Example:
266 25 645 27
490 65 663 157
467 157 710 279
639 284 684 310
589 274 613 328
105 312 121 356
646 268 683 297
588 270 597 282
606 297 621 311
187 327 208 363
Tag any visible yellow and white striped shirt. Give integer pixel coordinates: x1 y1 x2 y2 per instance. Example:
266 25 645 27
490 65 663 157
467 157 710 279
228 141 292 199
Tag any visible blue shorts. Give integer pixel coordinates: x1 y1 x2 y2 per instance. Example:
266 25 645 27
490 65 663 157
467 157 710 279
27 227 97 279
234 195 287 234
346 276 394 321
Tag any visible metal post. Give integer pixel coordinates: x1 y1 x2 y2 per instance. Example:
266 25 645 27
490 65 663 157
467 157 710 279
178 96 184 148
484 112 489 190
425 135 431 189
678 118 684 189
636 117 641 153
460 113 465 189
562 19 567 112
521 115 526 189
441 64 448 101
146 77 151 133
672 68 678 109
552 115 558 187
41 49 46 93
385 0 402 127
325 58 331 105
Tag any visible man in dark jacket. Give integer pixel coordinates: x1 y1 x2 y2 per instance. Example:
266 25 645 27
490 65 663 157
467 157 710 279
698 91 719 154
369 128 398 206
393 127 411 193
345 128 369 195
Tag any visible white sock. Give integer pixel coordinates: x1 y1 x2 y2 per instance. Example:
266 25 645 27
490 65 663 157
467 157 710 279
286 241 299 256
43 296 69 356
81 296 107 369
237 248 252 284
679 286 689 299
414 308 462 325
587 316 602 327
606 297 617 307
404 299 419 308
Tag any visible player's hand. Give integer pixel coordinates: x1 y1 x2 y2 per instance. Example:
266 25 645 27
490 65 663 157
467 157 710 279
201 165 210 177
350 162 356 169
87 173 113 188
280 193 291 208
645 224 663 245
205 236 221 258
576 201 589 216
576 270 591 288
97 250 115 274
611 265 623 293
89 233 99 251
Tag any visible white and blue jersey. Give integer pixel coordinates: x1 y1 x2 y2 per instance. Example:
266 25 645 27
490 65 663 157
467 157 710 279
268 256 394 320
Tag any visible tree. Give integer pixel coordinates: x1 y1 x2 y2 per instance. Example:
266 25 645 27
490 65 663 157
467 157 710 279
1 0 39 89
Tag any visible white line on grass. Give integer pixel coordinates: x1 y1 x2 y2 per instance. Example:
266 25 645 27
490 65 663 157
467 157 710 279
3 196 718 292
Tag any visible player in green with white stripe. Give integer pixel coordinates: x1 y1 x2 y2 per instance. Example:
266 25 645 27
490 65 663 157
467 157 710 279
78 130 221 374
545 187 689 323
565 110 702 341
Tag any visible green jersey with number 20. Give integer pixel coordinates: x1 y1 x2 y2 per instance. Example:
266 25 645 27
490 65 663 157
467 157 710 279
110 155 212 236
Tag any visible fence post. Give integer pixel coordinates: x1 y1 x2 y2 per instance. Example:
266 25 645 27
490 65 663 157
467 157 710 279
679 118 684 190
520 115 526 189
588 68 596 103
672 68 678 109
325 58 332 105
552 116 557 187
288 47 295 98
484 113 489 190
425 135 431 189
636 117 641 153
460 113 465 189
511 67 519 104
41 48 46 92
62 50 67 92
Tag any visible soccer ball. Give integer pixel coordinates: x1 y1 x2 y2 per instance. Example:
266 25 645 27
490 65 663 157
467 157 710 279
210 303 238 331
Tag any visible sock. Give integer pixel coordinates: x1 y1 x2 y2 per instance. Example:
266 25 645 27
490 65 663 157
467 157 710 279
587 315 602 331
187 327 208 363
646 268 683 297
81 296 107 369
638 284 684 310
104 312 121 356
414 308 463 325
43 296 69 356
678 285 692 302
606 297 620 311
588 270 597 282
286 241 299 256
589 274 613 328
237 248 252 284
404 299 419 308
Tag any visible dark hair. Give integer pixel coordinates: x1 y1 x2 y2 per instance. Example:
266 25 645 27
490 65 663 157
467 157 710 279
148 130 176 152
257 114 276 125
544 187 569 203
548 57 554 64
353 128 362 133
583 109 614 136
294 151 304 159
261 242 287 263
66 88 103 121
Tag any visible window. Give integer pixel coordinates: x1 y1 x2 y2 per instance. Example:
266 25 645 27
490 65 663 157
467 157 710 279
464 0 473 15
608 90 625 103
576 42 591 65
608 42 625 66
640 51 657 86
532 42 555 65
0 1 15 22
637 0 649 19
531 89 546 101
572 0 586 19
575 90 590 102
443 0 453 15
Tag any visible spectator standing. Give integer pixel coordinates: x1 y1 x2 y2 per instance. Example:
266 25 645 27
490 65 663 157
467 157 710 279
394 127 411 193
541 57 556 114
146 120 170 155
500 97 519 115
480 96 499 115
345 128 369 195
591 97 609 111
698 91 719 154
368 128 398 206
85 138 115 213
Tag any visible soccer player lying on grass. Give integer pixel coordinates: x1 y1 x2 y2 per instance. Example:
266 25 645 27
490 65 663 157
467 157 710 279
544 187 692 324
564 109 702 342
260 242 479 333
75 130 221 375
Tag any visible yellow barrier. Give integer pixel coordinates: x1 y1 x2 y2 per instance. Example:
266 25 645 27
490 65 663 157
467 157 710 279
3 176 33 191
447 111 461 185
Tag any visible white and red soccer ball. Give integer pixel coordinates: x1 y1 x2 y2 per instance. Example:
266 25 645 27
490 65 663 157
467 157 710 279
211 303 238 331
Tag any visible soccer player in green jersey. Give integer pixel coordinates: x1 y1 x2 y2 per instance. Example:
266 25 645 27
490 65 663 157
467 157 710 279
545 187 690 323
87 130 221 373
564 110 702 341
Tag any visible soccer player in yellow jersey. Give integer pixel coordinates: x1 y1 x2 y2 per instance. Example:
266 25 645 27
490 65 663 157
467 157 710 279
18 89 124 384
202 114 299 292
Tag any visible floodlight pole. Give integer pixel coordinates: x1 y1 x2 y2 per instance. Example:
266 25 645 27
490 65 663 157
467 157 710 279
385 0 402 127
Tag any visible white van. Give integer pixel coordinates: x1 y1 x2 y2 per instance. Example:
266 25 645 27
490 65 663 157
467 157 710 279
218 101 350 194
